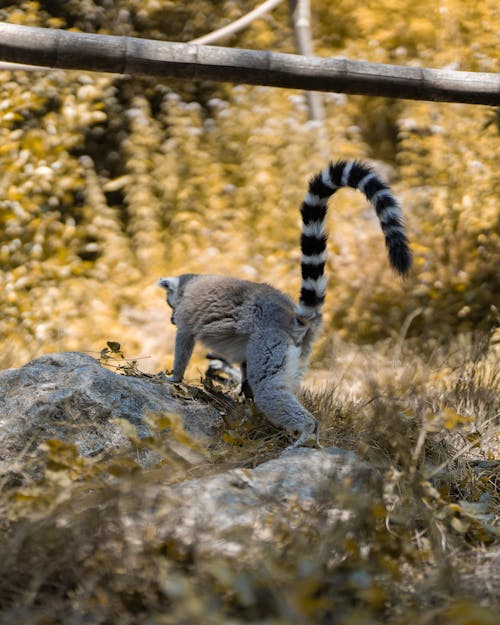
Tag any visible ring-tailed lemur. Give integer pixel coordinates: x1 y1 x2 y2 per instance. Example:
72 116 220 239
158 160 411 446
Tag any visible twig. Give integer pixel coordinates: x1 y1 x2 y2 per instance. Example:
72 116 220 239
190 0 284 45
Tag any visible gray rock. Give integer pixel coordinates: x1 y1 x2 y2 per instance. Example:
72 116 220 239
0 351 375 563
143 446 376 557
0 351 223 472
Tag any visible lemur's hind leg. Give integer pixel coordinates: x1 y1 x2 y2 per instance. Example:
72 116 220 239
246 330 318 446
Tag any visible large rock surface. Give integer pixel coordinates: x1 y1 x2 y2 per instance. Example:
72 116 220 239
148 446 376 557
0 351 376 562
0 351 223 469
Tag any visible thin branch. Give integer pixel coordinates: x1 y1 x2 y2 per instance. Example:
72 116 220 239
0 60 42 71
0 23 498 105
190 0 284 45
289 0 314 56
289 0 325 124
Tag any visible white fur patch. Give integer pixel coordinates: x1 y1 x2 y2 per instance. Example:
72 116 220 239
285 343 302 388
302 250 327 265
296 303 321 317
304 191 329 206
302 220 326 238
157 276 179 291
302 275 327 296
157 276 180 308
321 167 338 189
341 161 354 186
378 205 402 224
382 224 406 236
358 172 377 193
370 188 394 205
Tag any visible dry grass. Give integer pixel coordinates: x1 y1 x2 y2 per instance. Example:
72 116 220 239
0 333 498 625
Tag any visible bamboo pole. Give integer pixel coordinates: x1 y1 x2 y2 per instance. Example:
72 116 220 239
0 22 498 105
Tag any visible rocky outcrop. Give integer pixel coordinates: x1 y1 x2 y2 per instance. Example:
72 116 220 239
0 351 223 470
149 445 375 557
0 351 376 562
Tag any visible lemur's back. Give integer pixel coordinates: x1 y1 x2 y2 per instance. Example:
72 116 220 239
174 275 297 363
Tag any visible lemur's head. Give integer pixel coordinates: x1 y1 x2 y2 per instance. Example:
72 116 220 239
157 274 199 325
157 277 180 324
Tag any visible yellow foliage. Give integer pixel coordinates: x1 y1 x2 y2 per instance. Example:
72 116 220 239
0 0 498 371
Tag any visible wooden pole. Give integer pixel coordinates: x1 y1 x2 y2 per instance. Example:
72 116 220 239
0 23 498 105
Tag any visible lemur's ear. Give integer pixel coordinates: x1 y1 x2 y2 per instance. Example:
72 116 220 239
157 277 176 292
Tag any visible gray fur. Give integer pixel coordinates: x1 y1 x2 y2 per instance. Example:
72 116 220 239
158 274 320 446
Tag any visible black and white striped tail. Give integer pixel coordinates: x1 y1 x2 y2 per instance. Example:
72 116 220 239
298 160 411 316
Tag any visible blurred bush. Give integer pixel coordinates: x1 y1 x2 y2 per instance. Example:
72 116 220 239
0 0 498 367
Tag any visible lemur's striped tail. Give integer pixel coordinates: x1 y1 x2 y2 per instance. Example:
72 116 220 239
298 160 411 316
